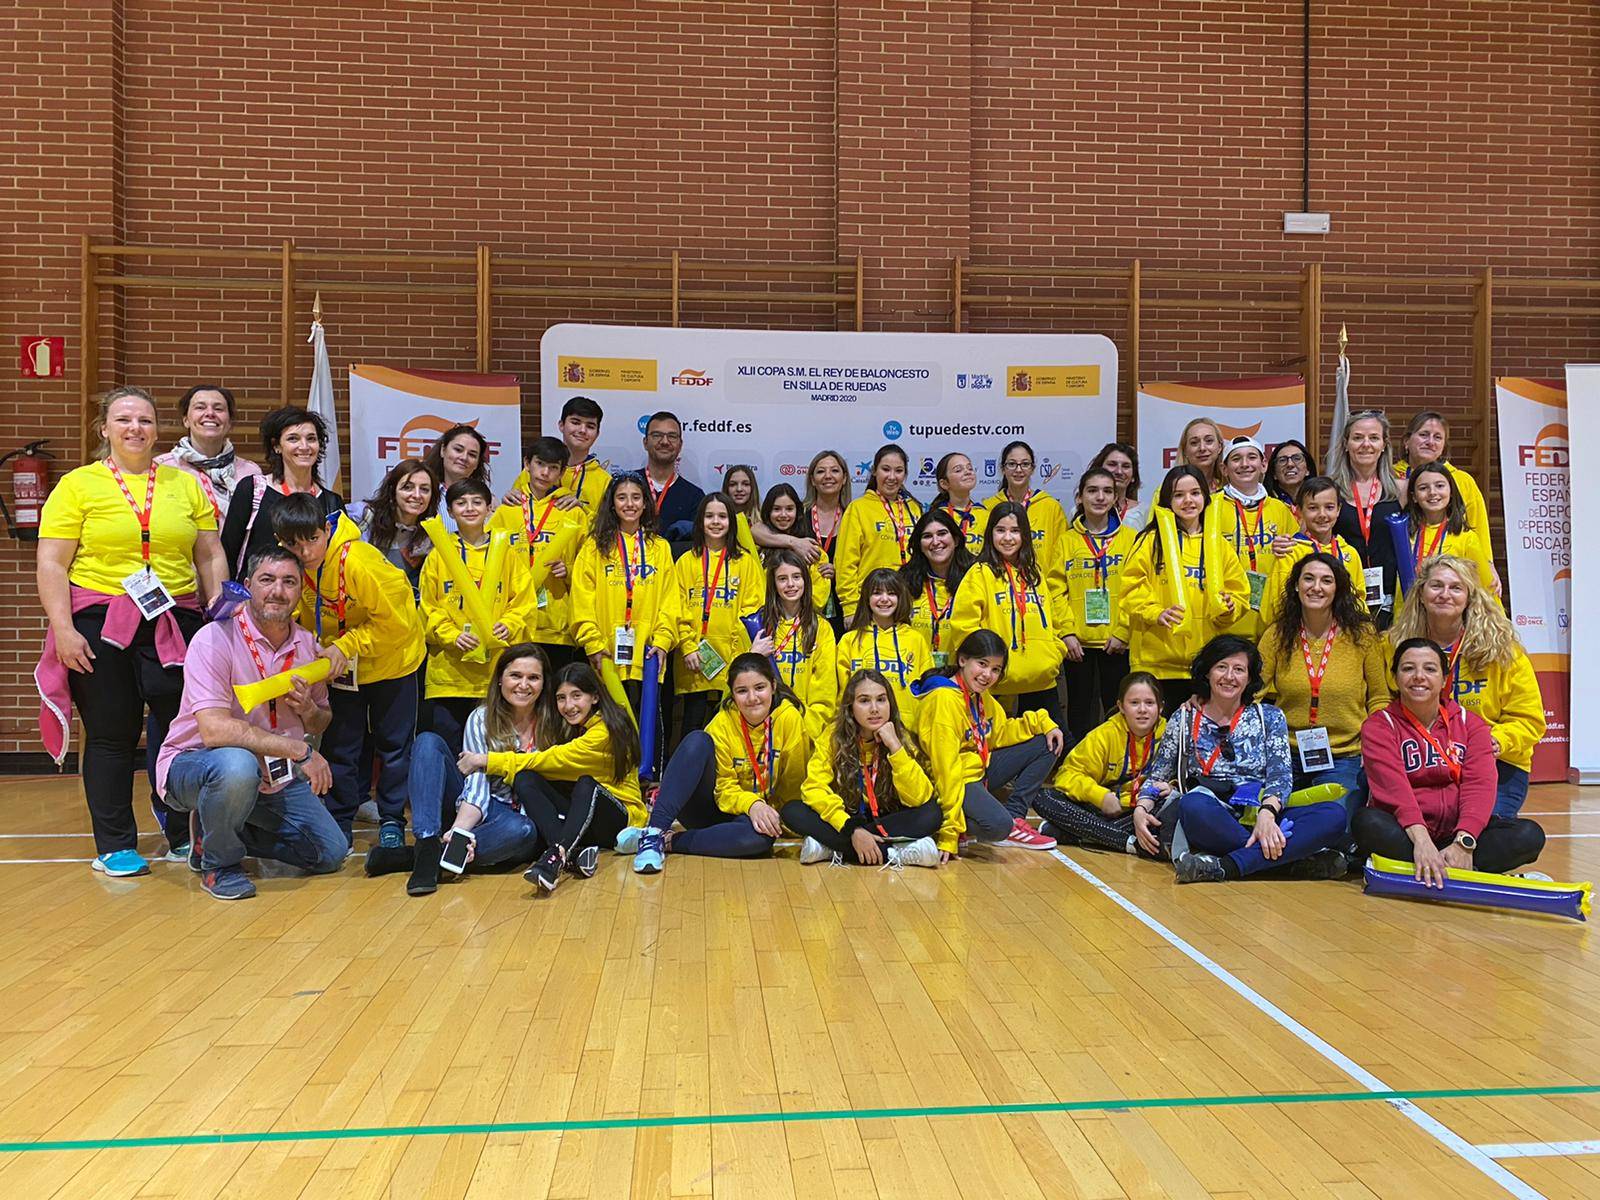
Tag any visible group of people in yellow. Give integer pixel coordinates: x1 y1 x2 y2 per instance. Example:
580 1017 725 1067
34 387 1549 901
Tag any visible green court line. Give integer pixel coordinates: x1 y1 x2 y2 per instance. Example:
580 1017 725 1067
2 1082 1598 1156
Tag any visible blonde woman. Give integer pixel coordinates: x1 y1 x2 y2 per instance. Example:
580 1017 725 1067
1327 410 1403 624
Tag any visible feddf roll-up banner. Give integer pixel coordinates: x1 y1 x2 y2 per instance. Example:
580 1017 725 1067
1135 375 1306 479
1497 377 1572 782
538 325 1119 501
1565 365 1600 785
348 366 524 505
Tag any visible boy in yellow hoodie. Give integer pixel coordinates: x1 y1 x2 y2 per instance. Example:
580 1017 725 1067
488 436 587 672
1259 476 1366 628
273 494 425 871
1209 435 1300 639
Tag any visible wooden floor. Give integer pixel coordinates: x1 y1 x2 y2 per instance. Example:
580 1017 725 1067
0 780 1597 1199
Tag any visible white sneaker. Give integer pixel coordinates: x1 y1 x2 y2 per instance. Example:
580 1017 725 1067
615 826 644 855
355 800 380 825
888 837 941 869
1517 870 1554 882
799 836 831 865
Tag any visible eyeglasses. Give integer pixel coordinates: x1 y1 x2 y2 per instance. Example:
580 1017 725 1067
1004 459 1034 471
1275 453 1307 466
646 431 682 443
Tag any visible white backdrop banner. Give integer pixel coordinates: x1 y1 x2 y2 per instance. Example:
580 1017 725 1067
1136 376 1306 482
348 366 523 505
1564 365 1600 784
538 325 1119 501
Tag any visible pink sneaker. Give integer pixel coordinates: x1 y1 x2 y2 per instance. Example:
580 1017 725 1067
1005 818 1057 851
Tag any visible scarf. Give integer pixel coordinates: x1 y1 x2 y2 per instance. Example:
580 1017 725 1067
1223 482 1268 505
170 437 242 500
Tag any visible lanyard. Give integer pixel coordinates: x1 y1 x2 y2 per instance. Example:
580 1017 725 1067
1305 534 1338 557
958 678 991 767
570 455 594 499
737 716 776 798
1442 638 1465 699
1299 624 1339 725
105 460 157 567
311 542 352 640
238 612 295 730
1400 707 1462 782
193 470 223 522
945 502 975 533
522 495 557 567
810 505 841 556
1079 527 1112 588
1117 730 1156 797
1233 499 1263 571
699 546 728 637
616 530 646 627
859 748 888 835
879 492 912 561
1353 479 1380 543
772 616 803 685
924 579 952 649
1192 704 1244 776
869 624 908 686
1002 561 1030 649
1412 521 1448 566
647 470 676 513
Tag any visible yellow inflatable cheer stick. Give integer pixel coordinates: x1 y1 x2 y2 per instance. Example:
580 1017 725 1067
1202 497 1227 618
1152 505 1186 612
422 518 511 664
234 657 334 714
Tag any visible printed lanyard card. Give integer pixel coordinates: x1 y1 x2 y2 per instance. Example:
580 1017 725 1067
1247 570 1267 612
263 755 295 786
695 638 728 680
614 624 637 666
1084 587 1111 626
1294 726 1334 773
1363 565 1386 607
121 567 176 619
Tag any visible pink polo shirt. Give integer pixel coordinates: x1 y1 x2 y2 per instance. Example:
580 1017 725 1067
155 609 328 797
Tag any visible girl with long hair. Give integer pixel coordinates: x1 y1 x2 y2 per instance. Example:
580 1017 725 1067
1328 410 1403 623
1061 467 1140 734
785 669 942 868
1086 441 1145 530
1401 462 1497 595
760 483 830 608
982 439 1068 594
930 451 989 556
359 458 437 594
898 507 976 670
801 449 851 630
719 464 764 556
835 444 923 621
836 567 934 721
749 548 838 741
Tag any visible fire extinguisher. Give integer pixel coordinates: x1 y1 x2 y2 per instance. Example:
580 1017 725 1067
0 440 53 541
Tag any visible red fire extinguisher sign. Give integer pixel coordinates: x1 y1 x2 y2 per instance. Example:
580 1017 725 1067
20 337 65 378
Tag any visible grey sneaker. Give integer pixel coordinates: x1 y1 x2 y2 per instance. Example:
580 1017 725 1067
1174 852 1227 884
568 845 600 879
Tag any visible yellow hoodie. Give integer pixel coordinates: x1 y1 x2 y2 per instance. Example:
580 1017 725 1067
1403 524 1497 596
941 501 990 558
1397 459 1490 549
800 738 935 831
908 573 959 664
1207 493 1300 639
1119 527 1249 680
1451 647 1547 774
510 455 610 514
666 544 766 695
1259 534 1367 629
485 714 646 827
1060 517 1141 650
419 530 540 699
487 493 587 647
834 491 923 618
917 678 1057 852
704 700 809 813
982 489 1069 594
569 530 678 682
836 623 934 722
947 561 1070 694
294 513 425 685
1051 711 1168 809
764 612 838 743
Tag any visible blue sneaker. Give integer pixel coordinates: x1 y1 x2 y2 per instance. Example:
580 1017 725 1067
632 828 666 875
615 826 644 855
378 821 406 849
201 866 257 901
92 849 150 878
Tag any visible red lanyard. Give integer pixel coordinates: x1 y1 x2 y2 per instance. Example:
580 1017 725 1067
879 492 911 561
737 716 776 797
859 748 888 834
811 506 841 556
310 542 352 640
105 461 157 567
1413 522 1448 566
924 579 952 649
1079 527 1112 588
1120 731 1156 798
616 531 646 626
1233 499 1262 571
699 547 728 637
193 470 222 522
1192 704 1244 776
1442 639 1465 699
648 471 676 513
1299 624 1339 725
276 479 316 497
523 495 557 567
569 456 594 499
1003 561 1029 649
1353 479 1380 543
945 503 975 534
958 677 991 767
1307 535 1338 557
238 613 295 730
1400 707 1462 782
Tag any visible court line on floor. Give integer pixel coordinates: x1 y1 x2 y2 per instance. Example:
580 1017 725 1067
1 1082 1598 1156
1477 1140 1600 1160
1047 849 1547 1200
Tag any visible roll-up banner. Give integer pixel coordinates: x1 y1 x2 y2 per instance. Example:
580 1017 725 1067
1135 375 1306 481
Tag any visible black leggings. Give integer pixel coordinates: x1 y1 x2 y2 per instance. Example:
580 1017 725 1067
1065 647 1128 744
678 690 719 739
512 773 631 859
1351 809 1545 875
1034 788 1139 854
779 799 941 862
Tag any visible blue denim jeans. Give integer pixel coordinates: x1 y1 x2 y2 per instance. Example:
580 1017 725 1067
1494 760 1530 819
407 731 540 867
163 747 347 873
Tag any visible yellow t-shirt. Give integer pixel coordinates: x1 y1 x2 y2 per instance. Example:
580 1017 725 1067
40 461 217 596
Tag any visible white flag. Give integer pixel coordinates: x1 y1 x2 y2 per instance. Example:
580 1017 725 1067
1325 346 1351 474
307 318 341 490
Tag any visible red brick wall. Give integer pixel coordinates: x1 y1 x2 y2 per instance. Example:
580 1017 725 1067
2 0 1596 753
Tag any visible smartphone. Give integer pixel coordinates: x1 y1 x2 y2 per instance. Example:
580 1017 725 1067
440 830 474 875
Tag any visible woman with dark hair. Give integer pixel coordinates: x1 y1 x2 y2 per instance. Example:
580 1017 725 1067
154 383 261 521
1355 639 1545 880
358 458 437 594
1265 439 1312 508
1137 633 1349 882
760 483 830 607
1119 465 1248 713
1259 553 1388 817
835 443 923 621
1062 467 1139 734
982 439 1068 594
424 424 490 491
1086 442 1145 530
899 507 976 670
930 451 989 556
1400 462 1496 595
749 548 837 740
221 405 346 578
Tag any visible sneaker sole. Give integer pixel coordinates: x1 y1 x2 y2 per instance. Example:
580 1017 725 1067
1004 838 1057 851
203 883 256 900
536 874 559 893
634 860 662 875
91 859 149 878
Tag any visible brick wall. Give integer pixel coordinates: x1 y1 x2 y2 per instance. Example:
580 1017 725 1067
2 0 1596 753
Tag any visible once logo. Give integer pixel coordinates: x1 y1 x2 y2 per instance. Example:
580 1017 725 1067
882 420 903 439
672 368 714 387
377 415 501 462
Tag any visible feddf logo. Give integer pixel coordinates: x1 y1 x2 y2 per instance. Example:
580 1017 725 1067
1518 423 1569 469
377 415 503 463
672 368 714 387
882 420 903 439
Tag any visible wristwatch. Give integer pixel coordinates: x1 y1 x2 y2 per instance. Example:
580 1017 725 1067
1453 831 1477 851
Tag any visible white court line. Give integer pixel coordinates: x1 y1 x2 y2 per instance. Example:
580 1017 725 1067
1048 849 1546 1200
1540 834 1600 840
1478 1141 1600 1160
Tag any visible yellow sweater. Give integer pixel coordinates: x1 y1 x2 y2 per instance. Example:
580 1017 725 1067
487 494 587 647
835 492 923 618
1207 493 1300 639
1059 517 1141 649
1259 535 1367 629
1397 459 1491 550
1451 647 1547 774
704 701 810 812
419 532 539 699
1259 626 1390 758
1403 524 1497 595
800 740 935 831
665 546 766 695
1051 712 1167 809
947 562 1070 694
918 680 1056 852
941 501 990 558
569 531 678 682
982 489 1069 594
294 514 425 684
1119 528 1249 680
485 715 646 827
511 456 610 514
764 613 838 744
836 623 935 723
908 574 959 663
